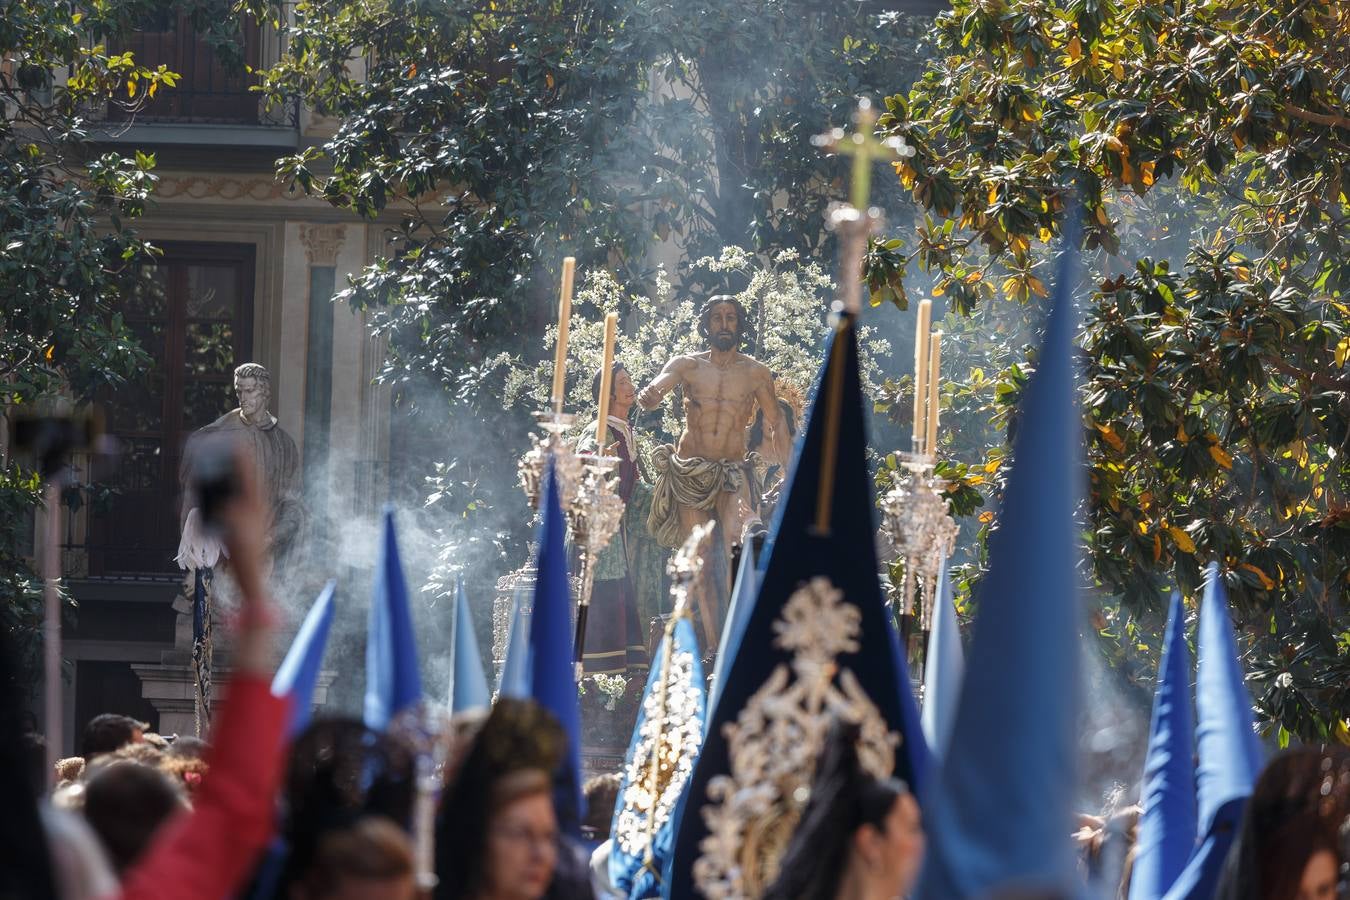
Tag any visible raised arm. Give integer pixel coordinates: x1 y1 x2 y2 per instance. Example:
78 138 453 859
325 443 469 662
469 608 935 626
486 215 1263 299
119 446 289 900
754 369 791 467
637 356 694 411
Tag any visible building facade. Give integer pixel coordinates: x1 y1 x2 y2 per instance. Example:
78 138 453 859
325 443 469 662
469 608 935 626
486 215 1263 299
41 14 392 750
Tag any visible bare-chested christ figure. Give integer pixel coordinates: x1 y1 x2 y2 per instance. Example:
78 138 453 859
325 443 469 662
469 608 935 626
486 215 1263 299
638 296 790 640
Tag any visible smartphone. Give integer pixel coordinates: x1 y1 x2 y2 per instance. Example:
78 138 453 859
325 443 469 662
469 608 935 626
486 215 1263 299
189 433 242 535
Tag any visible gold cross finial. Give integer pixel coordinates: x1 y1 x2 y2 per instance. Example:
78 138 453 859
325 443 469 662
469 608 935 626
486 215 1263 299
812 98 914 211
809 99 915 535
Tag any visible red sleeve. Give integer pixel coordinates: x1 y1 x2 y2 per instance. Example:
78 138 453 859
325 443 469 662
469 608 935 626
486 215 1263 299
117 675 291 900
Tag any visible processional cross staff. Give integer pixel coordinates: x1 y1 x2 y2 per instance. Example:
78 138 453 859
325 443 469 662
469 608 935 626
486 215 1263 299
809 98 912 533
825 103 959 673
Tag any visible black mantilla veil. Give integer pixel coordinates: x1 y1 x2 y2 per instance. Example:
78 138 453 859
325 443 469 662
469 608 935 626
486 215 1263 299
277 718 417 890
434 698 567 900
763 719 910 900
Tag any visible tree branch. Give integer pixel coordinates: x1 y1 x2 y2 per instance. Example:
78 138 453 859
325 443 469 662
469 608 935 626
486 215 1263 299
1263 354 1350 392
1282 103 1350 130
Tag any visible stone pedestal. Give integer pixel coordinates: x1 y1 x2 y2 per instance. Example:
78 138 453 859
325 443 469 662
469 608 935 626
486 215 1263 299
134 578 333 737
132 662 201 737
134 658 335 738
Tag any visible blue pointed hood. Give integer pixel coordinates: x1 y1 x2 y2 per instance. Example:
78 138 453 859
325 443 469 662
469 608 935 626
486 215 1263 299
1162 563 1264 900
916 233 1085 899
530 459 584 835
364 507 423 730
1129 591 1198 900
666 318 926 897
1193 564 1263 832
708 538 757 714
450 576 491 714
272 580 337 735
921 557 964 757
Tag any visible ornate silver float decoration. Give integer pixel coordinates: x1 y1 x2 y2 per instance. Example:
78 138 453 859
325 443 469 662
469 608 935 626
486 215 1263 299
693 577 898 899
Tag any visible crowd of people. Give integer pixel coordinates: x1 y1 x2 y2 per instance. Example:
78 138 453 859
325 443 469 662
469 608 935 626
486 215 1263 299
3 459 1349 900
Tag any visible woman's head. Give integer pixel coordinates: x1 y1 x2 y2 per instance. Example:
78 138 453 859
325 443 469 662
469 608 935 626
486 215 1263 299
435 699 566 900
591 362 635 414
483 769 560 900
850 780 924 893
1218 747 1350 900
765 720 923 900
280 718 416 895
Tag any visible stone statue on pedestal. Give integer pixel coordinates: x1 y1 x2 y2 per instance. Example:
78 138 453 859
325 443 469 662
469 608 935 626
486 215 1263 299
176 362 306 577
172 362 305 730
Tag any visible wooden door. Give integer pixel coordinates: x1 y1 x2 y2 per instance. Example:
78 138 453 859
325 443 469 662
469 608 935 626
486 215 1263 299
91 243 255 574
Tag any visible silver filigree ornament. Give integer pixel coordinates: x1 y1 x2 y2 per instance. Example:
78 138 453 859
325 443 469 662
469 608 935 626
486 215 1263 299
516 410 624 669
692 577 899 900
567 454 626 620
613 522 713 867
518 411 584 512
880 453 958 632
613 647 703 859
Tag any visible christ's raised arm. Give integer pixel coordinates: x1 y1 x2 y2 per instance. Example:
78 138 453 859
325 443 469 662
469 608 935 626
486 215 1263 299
637 356 694 411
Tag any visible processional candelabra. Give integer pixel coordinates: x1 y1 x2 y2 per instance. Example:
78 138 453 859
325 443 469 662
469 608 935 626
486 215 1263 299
517 410 625 670
880 453 958 639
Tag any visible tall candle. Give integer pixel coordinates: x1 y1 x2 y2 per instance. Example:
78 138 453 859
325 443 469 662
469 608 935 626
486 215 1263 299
595 312 618 450
912 299 932 453
926 331 942 454
551 257 577 414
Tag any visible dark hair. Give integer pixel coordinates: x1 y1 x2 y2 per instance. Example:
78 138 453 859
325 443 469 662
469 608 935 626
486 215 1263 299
81 713 148 758
590 362 629 405
22 732 46 799
697 295 753 349
281 718 417 888
294 816 414 898
1214 747 1350 900
764 720 909 900
83 760 186 873
0 624 57 900
434 699 566 900
582 772 622 840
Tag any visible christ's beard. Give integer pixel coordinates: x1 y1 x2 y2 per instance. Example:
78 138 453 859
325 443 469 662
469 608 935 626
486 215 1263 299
712 332 737 351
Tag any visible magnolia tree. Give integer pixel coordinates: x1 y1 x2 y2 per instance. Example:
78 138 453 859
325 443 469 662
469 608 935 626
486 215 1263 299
872 0 1350 740
0 0 239 685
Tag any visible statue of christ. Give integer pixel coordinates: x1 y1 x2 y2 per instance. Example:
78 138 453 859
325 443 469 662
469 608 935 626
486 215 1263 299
637 295 790 643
